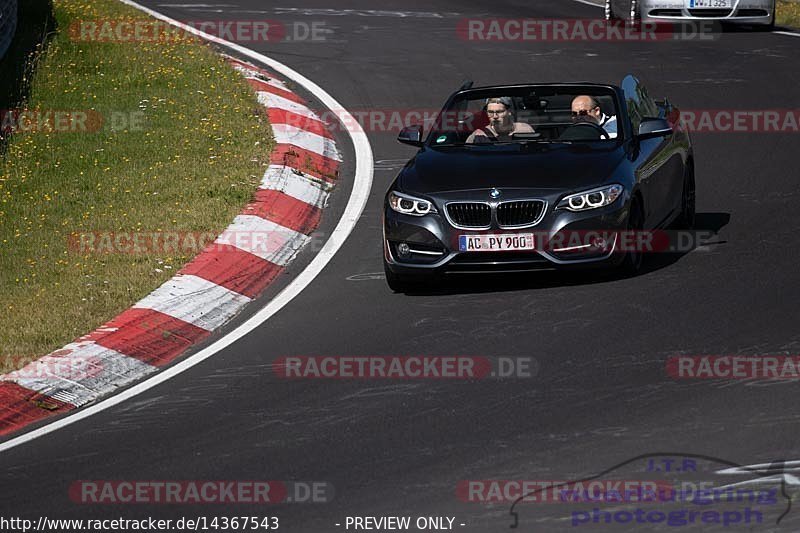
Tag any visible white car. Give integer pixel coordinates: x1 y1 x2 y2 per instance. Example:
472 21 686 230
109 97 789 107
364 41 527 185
606 0 776 28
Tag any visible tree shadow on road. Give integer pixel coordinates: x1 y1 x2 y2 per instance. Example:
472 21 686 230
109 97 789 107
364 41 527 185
399 212 731 296
0 0 56 154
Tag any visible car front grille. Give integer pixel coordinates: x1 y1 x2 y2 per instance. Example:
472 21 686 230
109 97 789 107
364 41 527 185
496 200 546 228
446 203 491 228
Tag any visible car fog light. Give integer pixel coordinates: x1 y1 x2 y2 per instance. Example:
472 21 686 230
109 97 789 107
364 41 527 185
397 242 411 257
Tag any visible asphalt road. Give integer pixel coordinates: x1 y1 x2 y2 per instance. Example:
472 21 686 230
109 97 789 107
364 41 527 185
2 0 800 531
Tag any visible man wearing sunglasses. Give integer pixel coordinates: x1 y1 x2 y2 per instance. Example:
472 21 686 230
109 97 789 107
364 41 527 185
570 95 618 139
466 96 534 144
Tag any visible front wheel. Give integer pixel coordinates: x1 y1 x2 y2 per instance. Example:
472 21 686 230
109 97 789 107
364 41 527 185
607 0 639 23
762 7 776 31
605 0 616 20
618 197 645 276
384 262 429 293
630 0 640 24
675 164 696 230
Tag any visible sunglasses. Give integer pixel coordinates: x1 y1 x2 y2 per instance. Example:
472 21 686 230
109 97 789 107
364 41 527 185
571 107 598 117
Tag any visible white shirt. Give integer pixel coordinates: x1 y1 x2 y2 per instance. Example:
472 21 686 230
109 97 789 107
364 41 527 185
599 113 618 139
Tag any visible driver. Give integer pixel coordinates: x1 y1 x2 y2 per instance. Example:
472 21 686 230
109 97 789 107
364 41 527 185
466 97 534 143
570 95 617 138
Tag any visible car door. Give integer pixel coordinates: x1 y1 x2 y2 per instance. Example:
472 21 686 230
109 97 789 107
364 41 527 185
621 75 683 228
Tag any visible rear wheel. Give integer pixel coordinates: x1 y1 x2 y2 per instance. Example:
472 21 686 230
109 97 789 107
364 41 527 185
619 197 645 276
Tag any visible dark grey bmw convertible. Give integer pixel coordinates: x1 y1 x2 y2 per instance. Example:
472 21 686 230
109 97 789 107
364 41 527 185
382 75 695 291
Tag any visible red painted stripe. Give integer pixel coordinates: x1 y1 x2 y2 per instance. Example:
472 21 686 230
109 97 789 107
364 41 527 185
271 145 338 183
0 382 74 436
267 109 333 139
248 190 322 235
247 78 305 104
94 308 210 367
180 244 284 299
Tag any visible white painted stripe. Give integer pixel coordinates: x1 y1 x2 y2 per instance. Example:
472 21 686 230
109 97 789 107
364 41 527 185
0 0 374 453
271 123 341 161
256 91 318 120
133 274 252 331
260 165 331 208
158 3 236 6
229 62 264 77
228 60 276 77
233 64 282 84
246 75 289 92
215 214 311 265
8 343 156 408
774 31 800 38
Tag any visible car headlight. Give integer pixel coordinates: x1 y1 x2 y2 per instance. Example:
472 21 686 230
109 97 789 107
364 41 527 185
558 184 624 212
388 191 437 216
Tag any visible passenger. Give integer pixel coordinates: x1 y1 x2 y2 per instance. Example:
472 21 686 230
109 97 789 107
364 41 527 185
466 97 534 143
570 95 618 138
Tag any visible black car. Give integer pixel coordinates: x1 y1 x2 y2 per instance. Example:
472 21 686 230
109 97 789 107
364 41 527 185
382 75 695 291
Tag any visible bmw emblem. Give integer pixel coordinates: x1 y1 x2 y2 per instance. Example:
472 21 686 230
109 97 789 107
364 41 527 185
489 188 501 199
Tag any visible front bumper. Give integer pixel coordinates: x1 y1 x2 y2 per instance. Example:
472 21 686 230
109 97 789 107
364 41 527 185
639 0 774 24
383 195 631 275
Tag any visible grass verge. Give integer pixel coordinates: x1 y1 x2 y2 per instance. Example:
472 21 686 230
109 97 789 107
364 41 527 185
778 1 800 28
0 0 273 370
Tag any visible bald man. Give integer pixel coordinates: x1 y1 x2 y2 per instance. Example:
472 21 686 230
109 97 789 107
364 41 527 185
571 95 618 139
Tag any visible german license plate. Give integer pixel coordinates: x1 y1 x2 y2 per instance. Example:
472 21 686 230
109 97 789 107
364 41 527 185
688 0 732 8
458 233 535 252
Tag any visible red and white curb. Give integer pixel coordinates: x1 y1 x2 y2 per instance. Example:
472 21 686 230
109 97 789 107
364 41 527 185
0 56 341 436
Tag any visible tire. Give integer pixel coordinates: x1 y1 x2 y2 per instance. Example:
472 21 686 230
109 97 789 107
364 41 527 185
762 6 776 31
384 262 424 293
675 163 696 230
606 0 617 21
605 0 637 23
629 0 640 24
608 1 640 24
619 197 645 276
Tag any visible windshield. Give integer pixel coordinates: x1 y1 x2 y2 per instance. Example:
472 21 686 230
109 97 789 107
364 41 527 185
427 86 622 146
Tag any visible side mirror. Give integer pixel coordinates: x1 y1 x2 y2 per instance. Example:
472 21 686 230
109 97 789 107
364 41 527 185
398 125 424 147
638 117 672 139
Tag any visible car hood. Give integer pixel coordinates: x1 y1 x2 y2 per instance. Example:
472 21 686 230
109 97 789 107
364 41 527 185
396 143 627 195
